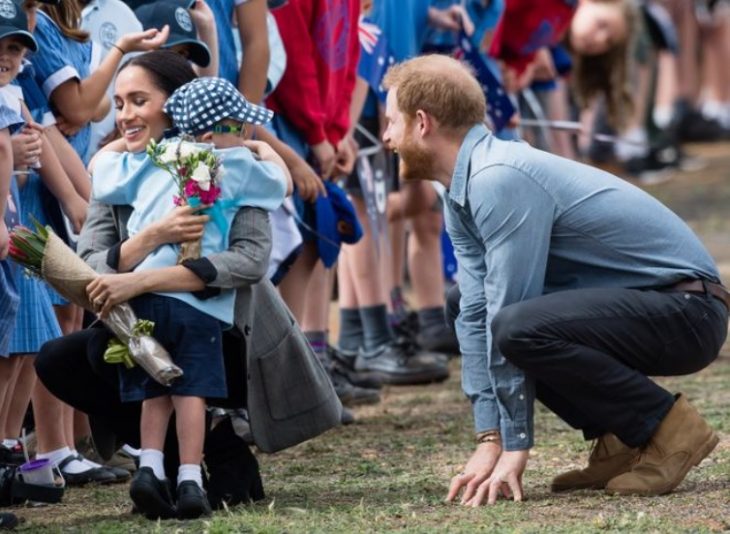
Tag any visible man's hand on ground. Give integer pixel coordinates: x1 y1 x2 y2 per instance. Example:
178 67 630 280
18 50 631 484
466 449 529 506
445 442 501 505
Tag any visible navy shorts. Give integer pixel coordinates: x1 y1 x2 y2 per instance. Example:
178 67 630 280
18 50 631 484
119 294 227 402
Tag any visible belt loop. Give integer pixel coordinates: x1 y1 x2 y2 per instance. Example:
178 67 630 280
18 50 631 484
701 279 710 296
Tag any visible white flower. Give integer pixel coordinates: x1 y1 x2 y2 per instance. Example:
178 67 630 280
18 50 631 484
191 162 211 191
178 141 200 159
159 143 179 164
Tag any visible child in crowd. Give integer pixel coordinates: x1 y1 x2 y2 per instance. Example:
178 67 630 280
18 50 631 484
90 76 289 519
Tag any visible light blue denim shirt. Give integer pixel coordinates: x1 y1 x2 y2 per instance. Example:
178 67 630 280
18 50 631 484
444 124 720 450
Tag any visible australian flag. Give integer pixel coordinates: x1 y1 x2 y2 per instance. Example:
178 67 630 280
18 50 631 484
455 32 515 132
357 16 395 103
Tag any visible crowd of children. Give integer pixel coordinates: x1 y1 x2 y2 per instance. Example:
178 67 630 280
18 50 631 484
1 0 728 525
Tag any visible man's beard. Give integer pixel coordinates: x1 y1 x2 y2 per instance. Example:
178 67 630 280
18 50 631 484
397 136 437 182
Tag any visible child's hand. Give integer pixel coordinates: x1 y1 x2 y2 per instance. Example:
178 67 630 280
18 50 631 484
291 162 326 203
310 140 336 179
334 134 357 178
55 115 84 137
61 194 89 234
11 126 42 168
0 220 9 260
118 26 170 54
189 0 216 31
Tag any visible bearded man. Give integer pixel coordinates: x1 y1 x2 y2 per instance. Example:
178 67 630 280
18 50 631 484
381 54 729 506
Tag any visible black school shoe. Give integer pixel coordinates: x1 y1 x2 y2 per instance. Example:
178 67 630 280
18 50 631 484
129 467 176 520
58 455 117 486
176 481 211 519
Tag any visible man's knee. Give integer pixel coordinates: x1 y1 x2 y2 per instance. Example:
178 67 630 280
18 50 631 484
492 303 539 362
445 284 461 332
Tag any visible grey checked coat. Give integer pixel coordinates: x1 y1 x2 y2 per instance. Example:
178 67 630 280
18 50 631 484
78 200 342 453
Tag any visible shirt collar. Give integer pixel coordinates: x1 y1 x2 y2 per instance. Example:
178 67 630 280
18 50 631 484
448 123 489 207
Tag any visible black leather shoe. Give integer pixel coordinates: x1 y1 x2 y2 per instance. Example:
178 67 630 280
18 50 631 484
129 467 176 520
355 342 449 385
58 455 117 486
328 346 383 389
329 367 380 407
416 323 460 356
176 481 211 519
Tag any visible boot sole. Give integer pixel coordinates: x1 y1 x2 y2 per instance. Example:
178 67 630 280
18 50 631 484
606 432 719 496
364 369 449 386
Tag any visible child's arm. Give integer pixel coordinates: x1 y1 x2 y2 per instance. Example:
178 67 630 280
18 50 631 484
254 125 325 201
42 28 169 127
189 0 220 78
0 128 12 259
242 140 292 194
236 0 269 104
44 125 92 200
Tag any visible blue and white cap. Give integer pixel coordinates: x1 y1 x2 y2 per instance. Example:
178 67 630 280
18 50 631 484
164 77 274 136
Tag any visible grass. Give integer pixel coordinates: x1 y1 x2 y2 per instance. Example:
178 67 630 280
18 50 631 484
10 145 730 533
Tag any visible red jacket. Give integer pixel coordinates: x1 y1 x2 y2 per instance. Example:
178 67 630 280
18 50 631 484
489 0 577 74
267 0 361 147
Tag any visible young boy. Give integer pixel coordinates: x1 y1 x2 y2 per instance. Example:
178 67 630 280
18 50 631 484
91 76 289 519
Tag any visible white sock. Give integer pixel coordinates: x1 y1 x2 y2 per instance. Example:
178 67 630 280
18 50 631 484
177 464 202 489
122 444 140 457
139 449 165 480
2 439 18 448
652 106 673 129
37 447 89 475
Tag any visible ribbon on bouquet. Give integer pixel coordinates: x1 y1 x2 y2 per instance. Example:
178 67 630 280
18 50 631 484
187 196 238 235
104 319 156 369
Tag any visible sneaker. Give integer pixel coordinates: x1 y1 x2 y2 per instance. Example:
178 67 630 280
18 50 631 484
129 467 176 520
329 367 381 407
176 481 211 519
355 342 449 385
340 407 355 425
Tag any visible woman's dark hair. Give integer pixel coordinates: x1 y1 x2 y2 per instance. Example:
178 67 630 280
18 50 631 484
119 50 197 98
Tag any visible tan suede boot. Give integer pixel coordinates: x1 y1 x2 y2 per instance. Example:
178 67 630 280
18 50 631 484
606 394 719 496
550 433 640 492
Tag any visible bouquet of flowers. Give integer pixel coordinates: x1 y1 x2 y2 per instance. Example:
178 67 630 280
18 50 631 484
8 223 183 386
147 138 223 263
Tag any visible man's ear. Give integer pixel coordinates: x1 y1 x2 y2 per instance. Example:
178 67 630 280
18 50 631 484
415 109 433 138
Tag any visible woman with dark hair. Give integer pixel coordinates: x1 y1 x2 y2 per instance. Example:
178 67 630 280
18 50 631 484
35 49 341 519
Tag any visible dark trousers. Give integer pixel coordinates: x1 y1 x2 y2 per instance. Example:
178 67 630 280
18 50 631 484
445 284 728 447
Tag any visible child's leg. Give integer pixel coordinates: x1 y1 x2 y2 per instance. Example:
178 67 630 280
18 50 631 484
139 396 173 480
0 356 22 441
3 356 35 440
171 395 206 488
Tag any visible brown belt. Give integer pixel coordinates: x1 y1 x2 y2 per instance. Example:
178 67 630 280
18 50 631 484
670 279 730 310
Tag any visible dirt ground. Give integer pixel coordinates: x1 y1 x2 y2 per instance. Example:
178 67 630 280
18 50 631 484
9 142 730 533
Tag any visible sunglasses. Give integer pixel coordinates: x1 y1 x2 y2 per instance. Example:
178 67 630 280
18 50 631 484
212 124 247 136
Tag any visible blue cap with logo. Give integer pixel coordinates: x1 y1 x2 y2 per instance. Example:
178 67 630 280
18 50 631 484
164 77 274 136
0 0 38 52
135 0 211 67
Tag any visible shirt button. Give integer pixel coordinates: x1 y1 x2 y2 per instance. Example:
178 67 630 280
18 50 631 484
519 394 524 400
519 433 526 439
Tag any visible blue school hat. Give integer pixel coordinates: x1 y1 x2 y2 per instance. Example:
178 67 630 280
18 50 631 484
314 182 363 268
135 0 211 67
0 0 38 52
164 77 274 136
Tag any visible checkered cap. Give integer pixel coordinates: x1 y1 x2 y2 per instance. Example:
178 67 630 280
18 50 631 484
164 77 274 135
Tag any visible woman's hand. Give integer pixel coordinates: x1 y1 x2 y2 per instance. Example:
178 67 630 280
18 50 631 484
148 204 209 246
11 124 43 168
87 272 145 319
117 26 170 55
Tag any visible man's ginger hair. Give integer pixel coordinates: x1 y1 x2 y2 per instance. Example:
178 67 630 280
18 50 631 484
383 55 486 132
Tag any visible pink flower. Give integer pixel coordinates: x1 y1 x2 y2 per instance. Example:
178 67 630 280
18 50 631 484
173 195 184 206
183 180 200 198
199 185 221 205
179 166 189 177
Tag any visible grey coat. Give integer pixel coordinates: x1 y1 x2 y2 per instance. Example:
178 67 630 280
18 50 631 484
78 200 341 453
